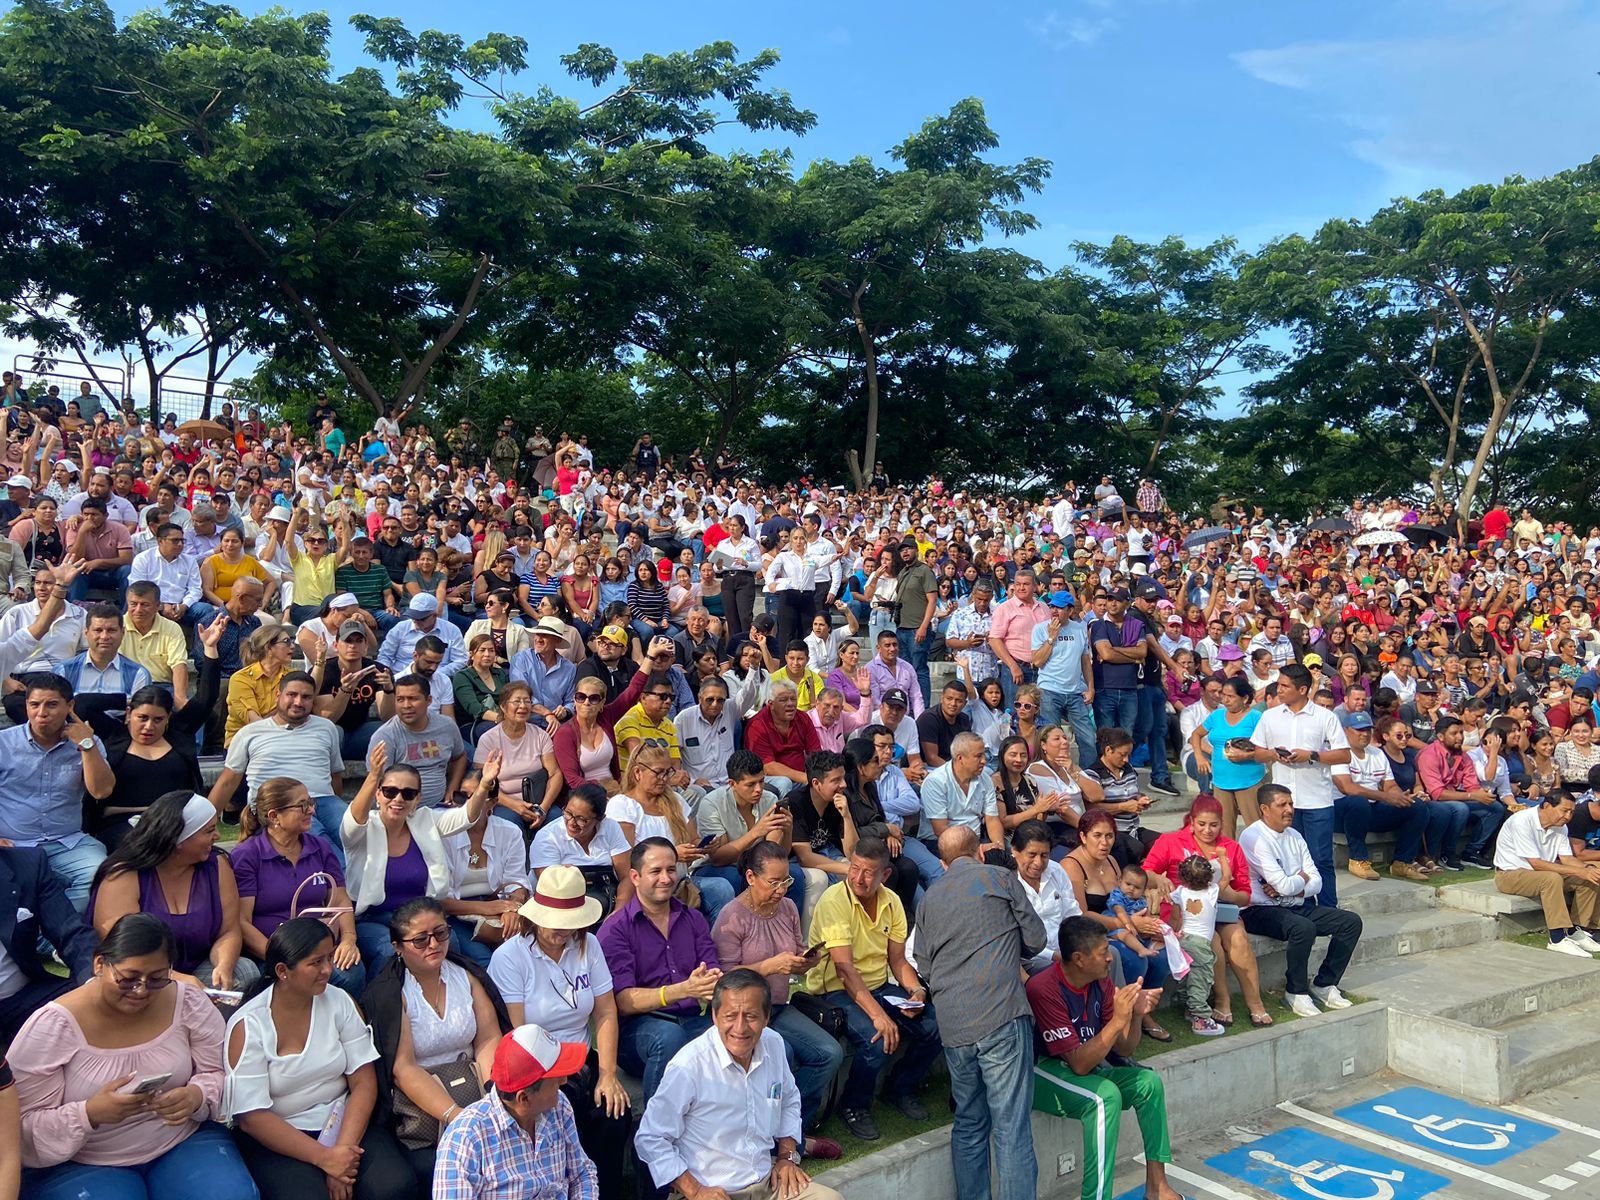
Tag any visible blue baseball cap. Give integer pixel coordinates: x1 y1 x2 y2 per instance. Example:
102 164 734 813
1048 590 1076 609
1343 710 1374 730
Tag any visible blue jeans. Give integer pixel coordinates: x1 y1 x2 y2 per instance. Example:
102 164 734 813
67 565 131 603
1112 937 1170 989
998 663 1037 710
42 835 108 913
1135 684 1172 785
770 1002 846 1132
1462 800 1511 859
900 835 946 890
1335 795 1430 863
945 1015 1037 1200
309 794 348 870
374 611 403 636
896 628 932 710
1040 688 1097 767
685 871 735 925
356 915 398 973
25 1122 259 1200
1424 799 1470 862
1093 687 1138 736
827 984 942 1111
340 720 381 763
693 860 809 917
1292 806 1338 907
619 1010 713 1103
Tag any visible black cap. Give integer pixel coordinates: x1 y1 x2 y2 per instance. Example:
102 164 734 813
1133 579 1166 602
1107 586 1130 601
1414 681 1438 695
883 688 910 708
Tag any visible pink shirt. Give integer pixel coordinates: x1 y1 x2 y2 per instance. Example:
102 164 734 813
990 597 1051 661
807 694 873 751
711 896 804 1004
12 982 227 1168
475 721 555 801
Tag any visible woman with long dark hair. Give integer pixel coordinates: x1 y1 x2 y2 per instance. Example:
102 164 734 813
225 918 420 1200
89 791 256 991
12 915 256 1200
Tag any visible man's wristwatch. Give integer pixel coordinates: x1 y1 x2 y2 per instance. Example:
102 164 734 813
76 736 95 752
1309 749 1321 764
780 1150 803 1166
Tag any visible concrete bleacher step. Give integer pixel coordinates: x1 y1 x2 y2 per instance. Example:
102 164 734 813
1245 904 1497 995
1434 877 1548 932
1330 875 1439 918
1339 940 1600 1029
1503 992 1600 1097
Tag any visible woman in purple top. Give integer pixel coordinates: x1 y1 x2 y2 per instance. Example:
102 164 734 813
88 791 259 992
232 777 364 998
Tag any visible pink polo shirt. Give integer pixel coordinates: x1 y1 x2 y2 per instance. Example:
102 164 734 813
990 597 1051 661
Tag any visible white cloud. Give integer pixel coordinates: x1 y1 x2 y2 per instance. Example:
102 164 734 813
1029 8 1118 48
1232 1 1600 202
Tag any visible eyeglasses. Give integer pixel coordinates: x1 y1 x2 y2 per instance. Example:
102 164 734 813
564 810 597 827
276 802 316 815
378 785 421 802
639 765 671 778
646 691 674 700
396 927 451 949
575 692 605 703
756 874 793 890
108 965 173 993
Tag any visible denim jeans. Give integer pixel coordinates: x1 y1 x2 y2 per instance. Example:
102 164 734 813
1335 795 1430 863
684 870 735 925
67 565 131 603
355 915 397 973
897 628 932 712
945 1014 1037 1200
1424 799 1470 862
692 860 810 917
770 1002 846 1131
340 720 382 763
826 984 942 1111
309 794 348 870
1092 687 1138 736
1112 937 1170 990
1040 689 1097 767
1292 805 1338 907
1134 685 1172 785
899 834 946 890
25 1122 259 1200
42 834 108 912
619 1010 713 1102
998 663 1037 710
1462 800 1511 858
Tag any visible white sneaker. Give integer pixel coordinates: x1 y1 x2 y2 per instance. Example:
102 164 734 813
1566 929 1600 954
1310 984 1353 1010
1549 935 1597 957
1286 992 1321 1018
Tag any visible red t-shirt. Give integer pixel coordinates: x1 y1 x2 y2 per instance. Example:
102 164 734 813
1025 965 1113 1062
1483 509 1511 540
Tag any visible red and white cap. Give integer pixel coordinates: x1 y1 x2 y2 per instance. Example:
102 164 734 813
490 1023 588 1093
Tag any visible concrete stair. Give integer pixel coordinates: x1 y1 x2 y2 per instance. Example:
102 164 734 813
1436 876 1547 933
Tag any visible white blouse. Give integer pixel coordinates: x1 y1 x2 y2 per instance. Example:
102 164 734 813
763 550 816 593
403 960 479 1069
444 816 531 899
1022 860 1082 973
488 933 613 1048
224 986 379 1132
528 816 631 871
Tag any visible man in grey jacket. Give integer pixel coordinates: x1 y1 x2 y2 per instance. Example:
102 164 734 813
918 826 1046 1200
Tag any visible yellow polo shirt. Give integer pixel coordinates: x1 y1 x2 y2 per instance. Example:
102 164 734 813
783 668 826 712
803 880 907 995
612 705 680 776
292 552 339 610
122 615 188 685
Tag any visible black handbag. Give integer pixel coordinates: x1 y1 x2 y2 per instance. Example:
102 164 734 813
788 989 846 1039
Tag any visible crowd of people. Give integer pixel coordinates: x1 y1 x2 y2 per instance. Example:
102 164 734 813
0 380 1597 1200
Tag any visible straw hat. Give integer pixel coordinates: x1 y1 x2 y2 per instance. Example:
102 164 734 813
518 865 601 929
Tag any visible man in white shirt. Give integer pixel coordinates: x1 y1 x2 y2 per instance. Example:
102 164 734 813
1240 663 1351 905
674 677 736 788
1331 712 1431 884
635 969 842 1200
126 522 202 622
1239 785 1364 1018
1492 792 1600 957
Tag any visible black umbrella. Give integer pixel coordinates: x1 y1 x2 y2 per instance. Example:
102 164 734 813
1182 526 1232 551
1403 524 1451 547
1308 517 1355 533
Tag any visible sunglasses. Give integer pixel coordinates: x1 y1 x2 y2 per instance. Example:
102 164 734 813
575 692 606 703
646 691 675 700
378 785 421 802
108 965 173 993
396 927 451 949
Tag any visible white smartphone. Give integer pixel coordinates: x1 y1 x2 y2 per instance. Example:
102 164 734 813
127 1072 172 1096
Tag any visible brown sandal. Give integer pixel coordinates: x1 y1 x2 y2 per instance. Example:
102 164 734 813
1249 1010 1274 1027
1211 1009 1235 1027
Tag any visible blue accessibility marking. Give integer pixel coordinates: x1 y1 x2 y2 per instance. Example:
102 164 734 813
1208 1127 1451 1200
1113 1189 1144 1200
1332 1086 1557 1164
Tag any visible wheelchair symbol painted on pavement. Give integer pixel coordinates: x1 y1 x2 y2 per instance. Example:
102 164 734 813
1246 1150 1406 1200
1209 1128 1451 1200
1334 1087 1557 1164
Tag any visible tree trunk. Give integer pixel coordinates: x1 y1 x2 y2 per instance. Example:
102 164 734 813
852 295 880 484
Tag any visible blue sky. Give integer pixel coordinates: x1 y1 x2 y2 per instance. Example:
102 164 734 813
290 0 1600 267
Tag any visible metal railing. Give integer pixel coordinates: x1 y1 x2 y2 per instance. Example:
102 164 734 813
9 354 127 413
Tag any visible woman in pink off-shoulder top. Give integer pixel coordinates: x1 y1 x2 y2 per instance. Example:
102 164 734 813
9 913 257 1200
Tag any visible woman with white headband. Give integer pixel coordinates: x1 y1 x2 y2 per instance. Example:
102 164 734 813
87 791 259 992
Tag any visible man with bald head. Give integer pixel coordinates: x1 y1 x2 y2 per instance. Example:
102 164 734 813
918 822 1046 1200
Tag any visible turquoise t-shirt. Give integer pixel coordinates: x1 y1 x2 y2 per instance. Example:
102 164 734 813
1201 706 1267 790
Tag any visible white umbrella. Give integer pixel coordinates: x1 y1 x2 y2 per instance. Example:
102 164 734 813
1353 530 1407 547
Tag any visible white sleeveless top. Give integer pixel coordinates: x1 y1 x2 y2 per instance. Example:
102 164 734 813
402 960 478 1068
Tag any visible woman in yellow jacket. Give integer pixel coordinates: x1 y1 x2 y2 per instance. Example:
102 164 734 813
225 625 296 745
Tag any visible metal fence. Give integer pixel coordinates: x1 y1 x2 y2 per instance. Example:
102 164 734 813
155 374 245 424
9 354 128 412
